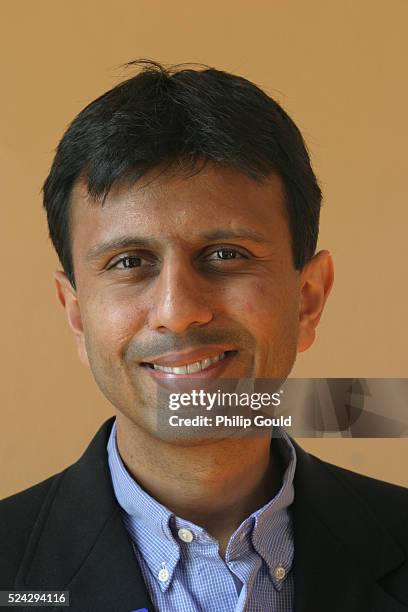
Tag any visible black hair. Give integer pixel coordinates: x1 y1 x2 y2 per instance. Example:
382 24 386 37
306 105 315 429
43 59 322 288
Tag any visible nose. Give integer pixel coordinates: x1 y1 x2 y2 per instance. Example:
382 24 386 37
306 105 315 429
148 257 214 334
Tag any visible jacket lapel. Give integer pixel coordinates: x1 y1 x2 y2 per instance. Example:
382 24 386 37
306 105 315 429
14 417 155 612
291 440 406 612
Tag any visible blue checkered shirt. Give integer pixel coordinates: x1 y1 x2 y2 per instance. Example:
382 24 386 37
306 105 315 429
107 420 296 611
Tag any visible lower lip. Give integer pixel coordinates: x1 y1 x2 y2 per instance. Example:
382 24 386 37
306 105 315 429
141 351 236 380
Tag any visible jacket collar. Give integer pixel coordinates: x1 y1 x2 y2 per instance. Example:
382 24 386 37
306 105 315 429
15 418 406 612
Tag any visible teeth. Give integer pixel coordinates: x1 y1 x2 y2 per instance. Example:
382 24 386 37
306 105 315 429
187 361 201 374
200 358 212 370
152 352 227 374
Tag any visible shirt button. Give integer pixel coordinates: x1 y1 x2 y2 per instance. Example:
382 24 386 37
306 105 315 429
158 567 170 582
274 565 286 580
178 528 194 543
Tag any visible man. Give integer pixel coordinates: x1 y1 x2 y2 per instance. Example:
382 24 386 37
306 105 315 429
1 60 407 612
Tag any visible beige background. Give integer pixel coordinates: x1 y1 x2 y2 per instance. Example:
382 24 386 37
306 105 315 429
1 0 407 499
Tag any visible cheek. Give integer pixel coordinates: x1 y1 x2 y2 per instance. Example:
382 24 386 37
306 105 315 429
244 302 254 314
237 280 300 341
243 283 299 376
80 295 148 402
234 280 287 319
83 293 147 355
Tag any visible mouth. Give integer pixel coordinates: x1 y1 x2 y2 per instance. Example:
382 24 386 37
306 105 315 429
141 349 237 377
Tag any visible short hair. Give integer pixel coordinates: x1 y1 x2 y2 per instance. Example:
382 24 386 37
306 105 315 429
43 59 322 288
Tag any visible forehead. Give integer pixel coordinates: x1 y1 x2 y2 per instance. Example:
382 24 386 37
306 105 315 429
69 164 290 255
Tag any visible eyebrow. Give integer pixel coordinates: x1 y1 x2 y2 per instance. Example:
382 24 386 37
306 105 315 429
85 237 156 262
198 228 268 243
85 228 269 262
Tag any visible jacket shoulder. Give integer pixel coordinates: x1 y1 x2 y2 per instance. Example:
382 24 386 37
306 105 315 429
0 472 65 585
317 456 408 541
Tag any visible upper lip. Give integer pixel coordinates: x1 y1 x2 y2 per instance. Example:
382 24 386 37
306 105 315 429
141 345 235 367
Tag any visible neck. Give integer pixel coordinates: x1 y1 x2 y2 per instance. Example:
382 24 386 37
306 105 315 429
115 414 282 557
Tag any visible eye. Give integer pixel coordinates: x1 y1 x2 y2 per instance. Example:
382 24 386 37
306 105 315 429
215 248 239 259
207 247 246 261
109 255 144 270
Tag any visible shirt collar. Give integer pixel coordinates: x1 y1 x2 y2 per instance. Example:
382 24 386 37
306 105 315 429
220 427 296 589
107 422 180 591
250 427 296 588
107 420 296 591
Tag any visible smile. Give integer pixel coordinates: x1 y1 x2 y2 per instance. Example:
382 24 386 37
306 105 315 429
148 351 228 374
141 348 237 379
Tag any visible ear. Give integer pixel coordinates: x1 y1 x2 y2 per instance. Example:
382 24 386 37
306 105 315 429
297 250 334 353
54 271 90 367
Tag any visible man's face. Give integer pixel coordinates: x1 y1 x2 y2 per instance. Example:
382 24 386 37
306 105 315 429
58 164 328 439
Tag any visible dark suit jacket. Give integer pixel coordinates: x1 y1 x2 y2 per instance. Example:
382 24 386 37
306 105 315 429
1 417 408 611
